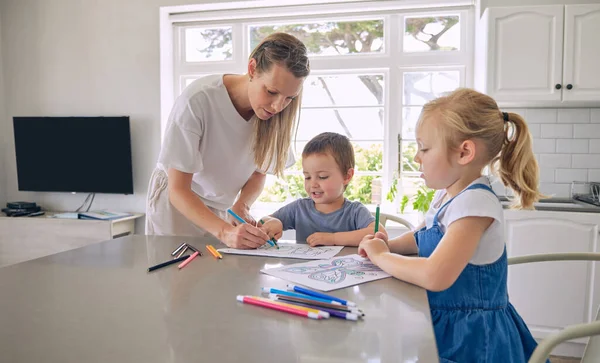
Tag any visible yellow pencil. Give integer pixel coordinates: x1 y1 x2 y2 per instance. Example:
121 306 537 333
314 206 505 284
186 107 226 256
206 245 222 259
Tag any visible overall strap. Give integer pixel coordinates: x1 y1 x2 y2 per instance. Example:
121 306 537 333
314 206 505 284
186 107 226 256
432 183 496 226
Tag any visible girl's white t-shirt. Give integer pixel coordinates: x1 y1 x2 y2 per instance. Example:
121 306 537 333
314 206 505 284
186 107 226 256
424 176 505 265
157 74 294 211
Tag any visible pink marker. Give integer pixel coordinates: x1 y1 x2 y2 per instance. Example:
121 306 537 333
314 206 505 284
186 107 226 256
178 251 199 269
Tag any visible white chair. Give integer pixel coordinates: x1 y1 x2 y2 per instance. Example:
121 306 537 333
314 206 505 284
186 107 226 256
372 212 415 230
507 253 600 363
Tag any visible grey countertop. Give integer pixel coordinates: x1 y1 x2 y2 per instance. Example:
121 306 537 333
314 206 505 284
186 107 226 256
0 235 438 363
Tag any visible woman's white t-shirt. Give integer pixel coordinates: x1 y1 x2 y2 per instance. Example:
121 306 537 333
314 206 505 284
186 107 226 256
424 176 505 265
157 74 293 211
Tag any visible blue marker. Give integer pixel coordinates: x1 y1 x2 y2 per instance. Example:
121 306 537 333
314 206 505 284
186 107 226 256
287 284 356 307
226 209 275 248
261 287 342 305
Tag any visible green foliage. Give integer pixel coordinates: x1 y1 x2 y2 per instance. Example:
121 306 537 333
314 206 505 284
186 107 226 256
387 176 435 214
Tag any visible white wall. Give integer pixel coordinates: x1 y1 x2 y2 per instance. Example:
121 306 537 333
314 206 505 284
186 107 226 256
0 13 6 209
0 0 237 231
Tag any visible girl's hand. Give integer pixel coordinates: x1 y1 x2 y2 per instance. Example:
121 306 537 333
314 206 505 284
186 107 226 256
220 223 270 249
260 218 283 241
358 232 390 260
306 232 335 247
229 202 256 226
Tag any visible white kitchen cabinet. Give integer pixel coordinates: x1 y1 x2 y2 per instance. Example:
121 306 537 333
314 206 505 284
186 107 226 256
476 4 600 107
504 209 600 358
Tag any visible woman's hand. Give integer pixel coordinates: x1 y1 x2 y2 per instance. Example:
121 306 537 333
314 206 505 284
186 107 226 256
228 202 256 226
220 223 270 249
358 232 390 260
260 218 283 241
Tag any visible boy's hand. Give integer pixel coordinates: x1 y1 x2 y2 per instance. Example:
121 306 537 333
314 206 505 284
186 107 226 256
260 218 283 241
306 232 335 247
358 232 390 260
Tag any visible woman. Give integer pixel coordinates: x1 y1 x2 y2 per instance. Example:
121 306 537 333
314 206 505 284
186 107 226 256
147 33 310 249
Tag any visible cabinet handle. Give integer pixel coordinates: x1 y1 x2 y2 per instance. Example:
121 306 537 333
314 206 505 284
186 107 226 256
566 84 573 90
555 84 562 90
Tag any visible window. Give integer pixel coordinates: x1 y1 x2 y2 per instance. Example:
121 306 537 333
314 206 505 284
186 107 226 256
162 0 473 215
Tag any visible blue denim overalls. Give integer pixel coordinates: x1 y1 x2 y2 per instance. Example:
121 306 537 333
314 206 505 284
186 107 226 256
415 183 547 363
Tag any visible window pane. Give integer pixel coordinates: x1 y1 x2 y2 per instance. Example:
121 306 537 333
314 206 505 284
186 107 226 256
401 141 420 174
402 107 422 140
403 71 460 106
185 27 233 62
303 74 384 107
249 20 384 56
403 16 460 52
290 141 382 173
346 175 382 204
297 108 383 141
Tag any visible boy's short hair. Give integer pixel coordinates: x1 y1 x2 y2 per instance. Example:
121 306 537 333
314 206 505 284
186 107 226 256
302 132 355 173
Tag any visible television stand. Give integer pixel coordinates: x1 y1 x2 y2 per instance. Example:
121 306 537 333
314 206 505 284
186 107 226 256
0 212 144 268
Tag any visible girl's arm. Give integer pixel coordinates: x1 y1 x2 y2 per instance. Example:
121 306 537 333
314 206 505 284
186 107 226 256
167 168 270 248
385 221 425 255
361 216 493 291
308 222 387 247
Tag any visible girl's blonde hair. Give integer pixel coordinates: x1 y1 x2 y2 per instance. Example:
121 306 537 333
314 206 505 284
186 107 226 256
250 32 310 177
417 88 543 209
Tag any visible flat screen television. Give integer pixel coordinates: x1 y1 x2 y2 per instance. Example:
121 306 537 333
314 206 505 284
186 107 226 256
13 116 134 194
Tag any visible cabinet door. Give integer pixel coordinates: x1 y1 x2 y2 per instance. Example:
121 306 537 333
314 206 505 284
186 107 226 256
563 4 600 102
486 6 563 102
505 210 600 347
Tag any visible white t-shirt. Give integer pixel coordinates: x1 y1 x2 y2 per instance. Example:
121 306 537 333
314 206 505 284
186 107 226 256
424 176 505 265
157 74 293 211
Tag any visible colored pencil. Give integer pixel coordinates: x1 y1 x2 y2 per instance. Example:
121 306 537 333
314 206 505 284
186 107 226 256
175 245 189 259
374 204 380 233
262 287 342 305
227 209 275 248
171 242 187 256
287 284 356 307
252 296 329 318
206 245 223 259
268 298 358 321
186 245 203 256
237 295 322 320
148 255 190 272
178 251 199 269
269 294 363 315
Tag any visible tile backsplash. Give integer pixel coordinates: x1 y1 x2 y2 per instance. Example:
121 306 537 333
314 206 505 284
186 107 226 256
491 108 600 198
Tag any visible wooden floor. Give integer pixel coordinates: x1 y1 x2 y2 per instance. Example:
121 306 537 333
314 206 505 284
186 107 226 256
550 356 580 363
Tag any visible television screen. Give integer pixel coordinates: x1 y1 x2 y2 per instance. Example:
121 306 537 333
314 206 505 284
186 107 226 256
13 116 134 194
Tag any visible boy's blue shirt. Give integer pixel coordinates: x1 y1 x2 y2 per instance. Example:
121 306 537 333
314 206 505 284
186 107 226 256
271 198 375 243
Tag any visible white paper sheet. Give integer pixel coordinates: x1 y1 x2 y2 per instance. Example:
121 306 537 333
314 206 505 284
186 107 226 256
260 254 391 291
217 241 343 260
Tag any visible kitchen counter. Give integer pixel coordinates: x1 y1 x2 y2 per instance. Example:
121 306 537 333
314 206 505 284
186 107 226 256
499 197 600 213
0 234 439 363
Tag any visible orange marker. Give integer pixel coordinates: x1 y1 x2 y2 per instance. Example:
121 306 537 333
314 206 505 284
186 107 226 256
206 245 222 259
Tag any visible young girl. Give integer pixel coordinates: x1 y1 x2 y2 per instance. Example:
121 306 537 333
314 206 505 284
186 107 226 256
359 88 547 363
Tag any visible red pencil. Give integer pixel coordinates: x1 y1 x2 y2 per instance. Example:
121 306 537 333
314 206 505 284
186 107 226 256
236 295 322 320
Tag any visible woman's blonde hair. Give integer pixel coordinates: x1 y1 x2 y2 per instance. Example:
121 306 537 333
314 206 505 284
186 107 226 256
250 32 310 177
417 88 543 209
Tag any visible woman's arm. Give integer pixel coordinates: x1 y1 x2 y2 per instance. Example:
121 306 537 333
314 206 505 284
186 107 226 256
230 171 266 224
167 168 270 249
360 217 492 291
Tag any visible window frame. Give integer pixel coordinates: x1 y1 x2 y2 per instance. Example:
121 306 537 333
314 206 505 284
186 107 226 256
160 0 475 213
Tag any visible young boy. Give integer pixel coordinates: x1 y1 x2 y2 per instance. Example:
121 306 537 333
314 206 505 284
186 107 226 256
260 132 386 246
